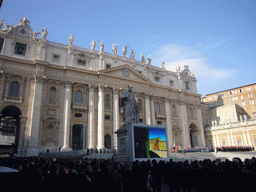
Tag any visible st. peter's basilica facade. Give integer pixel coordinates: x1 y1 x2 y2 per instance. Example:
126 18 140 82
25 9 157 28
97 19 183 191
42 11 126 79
0 18 205 156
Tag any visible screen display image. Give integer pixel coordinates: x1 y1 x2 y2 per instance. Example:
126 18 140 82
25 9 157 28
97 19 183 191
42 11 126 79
134 127 168 158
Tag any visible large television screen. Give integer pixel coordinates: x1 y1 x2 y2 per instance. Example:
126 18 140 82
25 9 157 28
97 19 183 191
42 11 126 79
133 126 168 159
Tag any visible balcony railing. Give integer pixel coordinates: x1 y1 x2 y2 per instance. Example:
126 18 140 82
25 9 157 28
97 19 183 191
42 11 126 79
4 96 22 103
72 103 88 111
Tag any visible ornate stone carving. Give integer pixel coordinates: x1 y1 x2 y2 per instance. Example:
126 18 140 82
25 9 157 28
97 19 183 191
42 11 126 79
123 67 130 77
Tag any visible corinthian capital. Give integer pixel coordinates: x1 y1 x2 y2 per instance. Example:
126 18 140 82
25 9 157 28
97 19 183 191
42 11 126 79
62 80 73 87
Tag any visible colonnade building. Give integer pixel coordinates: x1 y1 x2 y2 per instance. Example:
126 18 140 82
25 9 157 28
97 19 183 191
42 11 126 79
0 18 205 156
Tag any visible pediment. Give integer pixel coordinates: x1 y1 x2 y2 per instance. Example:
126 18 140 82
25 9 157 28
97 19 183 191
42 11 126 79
99 65 152 83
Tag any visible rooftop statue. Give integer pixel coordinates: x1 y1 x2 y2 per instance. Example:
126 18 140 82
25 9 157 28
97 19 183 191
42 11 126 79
122 45 128 57
68 34 74 46
130 49 135 60
0 20 3 30
91 39 97 50
41 27 48 40
112 44 118 54
100 41 104 52
147 55 151 65
121 85 139 124
141 53 145 63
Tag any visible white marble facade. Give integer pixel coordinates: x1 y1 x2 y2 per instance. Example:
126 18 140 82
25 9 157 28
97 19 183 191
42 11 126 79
0 18 205 156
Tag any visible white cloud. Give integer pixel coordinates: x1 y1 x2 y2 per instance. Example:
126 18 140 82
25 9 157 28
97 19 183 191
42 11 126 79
153 44 238 80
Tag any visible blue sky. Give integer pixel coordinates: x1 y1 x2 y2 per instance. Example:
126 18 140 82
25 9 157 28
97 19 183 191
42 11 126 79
149 128 167 141
1 0 256 96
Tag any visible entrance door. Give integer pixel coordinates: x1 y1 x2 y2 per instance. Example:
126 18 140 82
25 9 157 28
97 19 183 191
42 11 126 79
104 134 111 149
72 124 83 150
0 106 21 154
190 123 199 148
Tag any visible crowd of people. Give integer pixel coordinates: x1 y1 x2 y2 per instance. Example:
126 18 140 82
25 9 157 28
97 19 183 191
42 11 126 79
1 156 256 191
177 146 255 153
215 146 254 152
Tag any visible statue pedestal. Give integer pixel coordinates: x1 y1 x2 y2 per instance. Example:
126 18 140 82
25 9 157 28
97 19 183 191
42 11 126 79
115 124 132 164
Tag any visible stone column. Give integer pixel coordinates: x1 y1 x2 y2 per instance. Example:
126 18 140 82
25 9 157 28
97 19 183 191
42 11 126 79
213 135 217 147
216 135 220 147
87 85 95 149
61 81 72 151
97 85 104 149
227 133 231 146
113 87 120 150
243 131 248 146
27 75 44 156
165 98 173 147
246 131 252 147
145 94 151 125
150 95 156 125
230 132 235 146
0 71 5 102
196 105 206 147
17 115 27 157
178 101 191 148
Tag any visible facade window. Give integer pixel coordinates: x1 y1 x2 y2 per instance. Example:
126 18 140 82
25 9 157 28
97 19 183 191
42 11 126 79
14 42 27 56
248 94 253 98
239 89 243 93
155 76 160 82
106 64 111 69
105 98 110 108
52 54 60 62
249 99 254 105
155 102 160 113
241 101 246 106
170 80 173 86
9 81 20 98
230 90 237 95
185 82 190 90
105 115 111 120
0 37 4 52
253 113 256 119
75 113 82 118
49 87 57 102
74 90 83 104
230 97 238 101
105 94 111 108
241 96 244 99
247 87 251 91
157 120 162 125
188 107 194 119
237 140 242 146
77 59 86 66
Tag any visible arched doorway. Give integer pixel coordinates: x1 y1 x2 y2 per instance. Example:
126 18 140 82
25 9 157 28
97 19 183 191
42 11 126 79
104 134 111 149
190 123 199 148
0 106 22 154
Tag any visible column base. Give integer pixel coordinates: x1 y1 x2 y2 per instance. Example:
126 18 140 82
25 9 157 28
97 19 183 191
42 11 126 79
26 146 40 157
61 145 73 152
